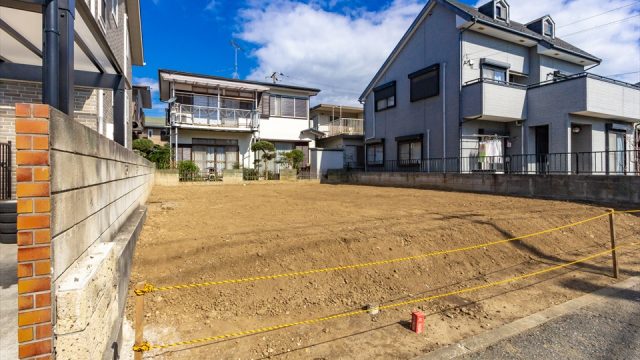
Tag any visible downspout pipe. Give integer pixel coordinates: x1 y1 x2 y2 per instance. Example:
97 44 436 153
42 0 60 109
458 18 476 168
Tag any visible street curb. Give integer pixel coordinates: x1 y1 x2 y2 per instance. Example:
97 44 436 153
414 276 640 360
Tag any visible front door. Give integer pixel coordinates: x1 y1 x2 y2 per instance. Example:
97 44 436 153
535 126 549 174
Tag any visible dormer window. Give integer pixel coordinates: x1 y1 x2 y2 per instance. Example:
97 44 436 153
544 19 554 37
496 4 505 20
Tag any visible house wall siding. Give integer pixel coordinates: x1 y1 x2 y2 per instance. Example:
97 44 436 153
461 30 529 83
364 3 461 162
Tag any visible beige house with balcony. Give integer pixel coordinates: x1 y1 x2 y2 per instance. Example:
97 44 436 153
310 104 365 167
158 70 320 177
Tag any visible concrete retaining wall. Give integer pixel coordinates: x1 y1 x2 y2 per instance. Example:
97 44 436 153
14 104 153 359
48 108 153 359
325 170 640 205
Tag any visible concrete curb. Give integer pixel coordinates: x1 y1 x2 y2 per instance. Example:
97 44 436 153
414 276 640 360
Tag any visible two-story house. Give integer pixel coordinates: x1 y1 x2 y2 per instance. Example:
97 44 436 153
309 104 365 167
360 0 640 174
158 70 320 177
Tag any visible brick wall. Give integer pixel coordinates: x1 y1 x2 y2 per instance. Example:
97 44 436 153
15 103 53 359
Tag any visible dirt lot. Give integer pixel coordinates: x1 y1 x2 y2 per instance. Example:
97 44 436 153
127 183 640 359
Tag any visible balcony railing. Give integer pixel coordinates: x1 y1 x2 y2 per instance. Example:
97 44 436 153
353 151 639 176
327 118 364 136
170 104 259 129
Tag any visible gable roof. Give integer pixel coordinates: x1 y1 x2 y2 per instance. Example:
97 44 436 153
359 0 601 101
446 0 600 62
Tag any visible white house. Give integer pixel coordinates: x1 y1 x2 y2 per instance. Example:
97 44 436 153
158 70 320 177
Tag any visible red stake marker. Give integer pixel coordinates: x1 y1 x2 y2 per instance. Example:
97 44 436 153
411 311 425 334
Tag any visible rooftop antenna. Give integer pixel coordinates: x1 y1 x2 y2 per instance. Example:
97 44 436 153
267 72 285 84
230 40 244 79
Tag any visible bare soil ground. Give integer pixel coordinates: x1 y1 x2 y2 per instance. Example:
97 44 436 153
127 183 640 360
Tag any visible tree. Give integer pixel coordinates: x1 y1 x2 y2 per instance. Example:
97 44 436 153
133 139 154 156
282 149 305 170
251 140 276 179
133 139 171 169
148 144 171 169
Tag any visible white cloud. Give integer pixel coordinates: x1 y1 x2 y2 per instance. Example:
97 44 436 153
133 77 165 112
237 0 640 107
237 0 425 105
476 0 640 83
205 0 218 12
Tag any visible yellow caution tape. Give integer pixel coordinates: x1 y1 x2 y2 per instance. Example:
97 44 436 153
141 212 613 294
136 242 637 351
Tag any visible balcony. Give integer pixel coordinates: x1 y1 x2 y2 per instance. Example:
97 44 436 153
529 73 640 122
461 79 527 122
326 118 364 137
170 103 259 131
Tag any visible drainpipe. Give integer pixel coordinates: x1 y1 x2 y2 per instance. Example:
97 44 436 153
442 61 447 171
458 18 476 165
42 0 59 109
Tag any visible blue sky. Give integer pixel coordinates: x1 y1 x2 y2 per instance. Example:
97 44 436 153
134 0 640 116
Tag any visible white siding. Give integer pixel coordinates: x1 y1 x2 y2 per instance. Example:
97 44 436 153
462 30 529 83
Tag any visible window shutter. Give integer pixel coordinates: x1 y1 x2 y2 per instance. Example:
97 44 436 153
281 97 295 117
294 98 308 119
260 93 270 118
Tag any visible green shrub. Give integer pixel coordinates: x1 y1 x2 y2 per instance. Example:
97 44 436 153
133 139 154 155
281 149 305 170
148 144 171 170
178 160 199 181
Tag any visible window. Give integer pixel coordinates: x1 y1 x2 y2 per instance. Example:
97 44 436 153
544 20 554 37
374 81 396 112
269 95 308 118
147 129 153 138
398 141 421 162
483 65 507 82
495 1 508 21
367 143 384 165
112 0 118 25
409 64 440 102
99 0 107 24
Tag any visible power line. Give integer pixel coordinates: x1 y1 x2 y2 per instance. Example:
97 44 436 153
560 13 640 37
604 70 640 77
557 2 639 28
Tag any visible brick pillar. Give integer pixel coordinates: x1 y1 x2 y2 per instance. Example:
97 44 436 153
15 103 53 359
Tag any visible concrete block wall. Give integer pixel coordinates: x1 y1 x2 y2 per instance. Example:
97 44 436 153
326 170 640 206
14 104 154 359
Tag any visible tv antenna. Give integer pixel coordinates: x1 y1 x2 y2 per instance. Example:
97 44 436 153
230 40 244 79
267 72 285 84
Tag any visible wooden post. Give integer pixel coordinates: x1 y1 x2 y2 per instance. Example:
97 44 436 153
134 282 146 360
608 209 619 279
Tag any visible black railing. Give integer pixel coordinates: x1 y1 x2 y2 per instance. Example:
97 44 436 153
356 151 639 176
0 142 11 199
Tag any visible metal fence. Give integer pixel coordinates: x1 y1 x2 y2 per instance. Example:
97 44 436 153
350 151 639 176
170 104 258 129
0 142 11 199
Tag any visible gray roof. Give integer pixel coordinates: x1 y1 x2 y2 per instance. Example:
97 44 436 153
445 0 600 62
359 0 601 101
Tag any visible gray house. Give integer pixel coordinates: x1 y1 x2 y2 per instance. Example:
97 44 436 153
360 0 640 174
